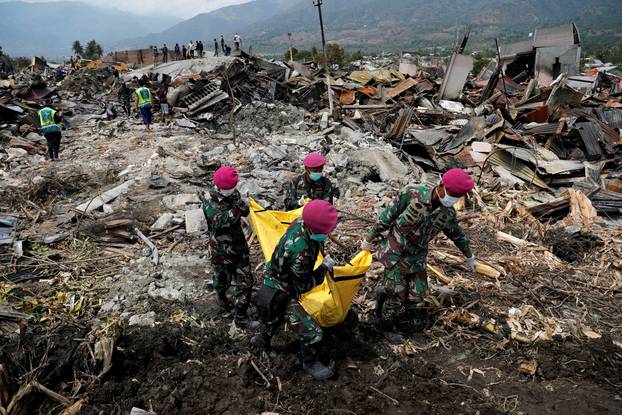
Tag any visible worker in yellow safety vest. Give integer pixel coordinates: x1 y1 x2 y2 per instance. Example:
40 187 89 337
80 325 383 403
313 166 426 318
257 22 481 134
135 78 153 131
38 106 63 161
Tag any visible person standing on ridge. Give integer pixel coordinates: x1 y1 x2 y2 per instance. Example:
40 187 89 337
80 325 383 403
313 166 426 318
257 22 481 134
135 78 153 131
38 105 63 161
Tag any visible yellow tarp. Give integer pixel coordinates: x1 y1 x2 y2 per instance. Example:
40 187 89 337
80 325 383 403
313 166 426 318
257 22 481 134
249 198 372 327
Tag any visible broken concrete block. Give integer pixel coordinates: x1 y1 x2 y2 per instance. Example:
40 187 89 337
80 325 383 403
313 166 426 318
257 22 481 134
147 281 184 302
350 149 409 184
185 208 207 235
151 213 174 231
128 311 156 327
76 180 135 213
175 118 197 128
162 194 201 211
320 112 330 129
130 408 157 415
6 148 28 160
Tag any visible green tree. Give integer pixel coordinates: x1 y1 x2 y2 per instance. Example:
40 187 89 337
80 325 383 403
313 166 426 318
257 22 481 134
349 50 364 62
84 40 103 60
72 40 83 56
285 47 315 62
325 43 345 67
285 47 298 62
472 49 496 75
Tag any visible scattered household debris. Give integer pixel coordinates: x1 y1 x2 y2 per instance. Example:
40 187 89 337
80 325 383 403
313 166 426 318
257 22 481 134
0 21 621 414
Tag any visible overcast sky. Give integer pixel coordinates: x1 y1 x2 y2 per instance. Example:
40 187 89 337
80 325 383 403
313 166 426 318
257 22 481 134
2 0 252 18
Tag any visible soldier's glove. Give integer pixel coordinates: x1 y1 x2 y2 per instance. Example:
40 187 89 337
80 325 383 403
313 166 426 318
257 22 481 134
322 255 335 271
360 240 374 252
298 196 306 207
466 255 477 272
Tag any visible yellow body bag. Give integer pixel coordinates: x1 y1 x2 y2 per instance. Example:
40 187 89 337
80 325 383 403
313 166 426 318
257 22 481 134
249 198 372 327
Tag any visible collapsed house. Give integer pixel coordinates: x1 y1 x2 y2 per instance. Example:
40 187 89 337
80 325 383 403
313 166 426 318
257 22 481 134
0 22 621 414
500 23 581 87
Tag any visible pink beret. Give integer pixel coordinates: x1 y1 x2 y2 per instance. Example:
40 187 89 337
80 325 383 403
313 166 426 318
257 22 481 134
442 169 474 195
213 166 238 190
303 200 338 234
303 152 326 168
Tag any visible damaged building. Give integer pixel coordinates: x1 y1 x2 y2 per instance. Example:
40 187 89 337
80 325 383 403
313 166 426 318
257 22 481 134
501 23 581 86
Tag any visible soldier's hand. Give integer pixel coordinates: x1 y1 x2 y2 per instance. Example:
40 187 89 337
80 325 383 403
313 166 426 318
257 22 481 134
298 196 306 207
467 255 477 272
360 240 374 252
322 255 335 271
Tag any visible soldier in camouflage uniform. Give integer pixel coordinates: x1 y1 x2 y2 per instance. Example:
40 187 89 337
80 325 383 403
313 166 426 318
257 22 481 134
252 200 338 380
203 166 258 329
362 169 477 333
284 152 337 210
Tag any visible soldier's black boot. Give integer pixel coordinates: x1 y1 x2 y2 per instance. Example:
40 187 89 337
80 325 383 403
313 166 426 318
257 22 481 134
250 332 270 350
408 305 429 333
235 307 260 330
374 287 387 319
216 291 232 311
300 345 335 381
375 288 405 344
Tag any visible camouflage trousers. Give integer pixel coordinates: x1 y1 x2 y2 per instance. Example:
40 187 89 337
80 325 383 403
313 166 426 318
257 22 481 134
381 262 428 321
286 299 323 346
260 296 323 347
212 254 253 312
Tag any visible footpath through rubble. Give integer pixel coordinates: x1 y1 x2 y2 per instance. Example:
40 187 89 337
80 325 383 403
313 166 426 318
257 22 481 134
1 48 621 414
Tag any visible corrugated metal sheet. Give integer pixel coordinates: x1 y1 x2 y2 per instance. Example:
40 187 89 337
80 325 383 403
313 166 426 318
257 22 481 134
523 122 559 135
576 122 603 159
409 128 451 146
488 150 548 188
499 40 533 59
539 160 585 175
533 24 579 48
595 108 622 129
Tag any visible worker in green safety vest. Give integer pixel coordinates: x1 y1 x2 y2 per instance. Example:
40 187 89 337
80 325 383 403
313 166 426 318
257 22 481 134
38 106 63 161
135 78 153 131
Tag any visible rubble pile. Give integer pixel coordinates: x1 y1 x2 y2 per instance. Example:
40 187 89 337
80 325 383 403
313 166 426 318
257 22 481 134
1 24 621 414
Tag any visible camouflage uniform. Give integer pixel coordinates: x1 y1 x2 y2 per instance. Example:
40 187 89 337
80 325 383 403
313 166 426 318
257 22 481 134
117 84 132 117
367 184 472 320
260 218 327 347
202 187 253 313
284 174 336 211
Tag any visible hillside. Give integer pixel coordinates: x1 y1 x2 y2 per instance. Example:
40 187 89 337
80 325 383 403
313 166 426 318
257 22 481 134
115 0 296 51
0 1 180 58
242 0 622 54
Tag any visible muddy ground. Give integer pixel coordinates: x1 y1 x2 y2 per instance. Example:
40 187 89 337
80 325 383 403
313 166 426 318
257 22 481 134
2 278 621 415
2 108 622 415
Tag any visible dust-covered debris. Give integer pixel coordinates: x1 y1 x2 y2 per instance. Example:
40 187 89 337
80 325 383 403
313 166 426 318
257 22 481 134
1 22 622 415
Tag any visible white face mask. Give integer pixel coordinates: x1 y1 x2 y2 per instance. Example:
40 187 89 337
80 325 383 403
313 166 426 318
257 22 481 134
437 188 460 208
219 188 236 197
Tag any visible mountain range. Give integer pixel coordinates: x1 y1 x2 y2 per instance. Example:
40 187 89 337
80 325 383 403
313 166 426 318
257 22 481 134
0 1 180 57
1 0 621 59
244 0 622 53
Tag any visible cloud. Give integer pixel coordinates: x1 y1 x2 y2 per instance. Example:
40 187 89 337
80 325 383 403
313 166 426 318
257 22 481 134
1 0 252 18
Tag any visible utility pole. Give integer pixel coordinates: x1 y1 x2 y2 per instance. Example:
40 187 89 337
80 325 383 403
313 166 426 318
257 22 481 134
287 32 294 62
313 0 333 113
313 0 327 57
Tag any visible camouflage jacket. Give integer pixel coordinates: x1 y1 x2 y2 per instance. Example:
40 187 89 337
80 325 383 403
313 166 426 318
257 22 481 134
264 218 327 299
367 184 472 272
283 174 336 211
202 187 249 264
